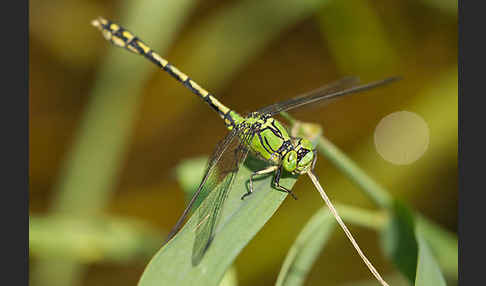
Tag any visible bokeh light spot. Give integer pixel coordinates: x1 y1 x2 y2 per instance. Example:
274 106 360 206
374 111 429 165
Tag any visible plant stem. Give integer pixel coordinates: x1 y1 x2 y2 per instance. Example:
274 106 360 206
307 171 389 286
335 203 387 231
316 136 392 208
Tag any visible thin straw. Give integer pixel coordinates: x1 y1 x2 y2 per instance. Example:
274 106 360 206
306 171 390 286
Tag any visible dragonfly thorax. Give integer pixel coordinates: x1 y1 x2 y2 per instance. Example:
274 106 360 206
240 113 314 174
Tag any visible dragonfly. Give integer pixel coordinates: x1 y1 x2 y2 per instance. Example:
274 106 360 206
92 17 399 270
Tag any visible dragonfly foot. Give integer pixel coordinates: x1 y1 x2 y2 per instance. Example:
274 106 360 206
245 166 278 200
241 191 253 200
274 166 298 200
274 184 298 200
287 190 298 200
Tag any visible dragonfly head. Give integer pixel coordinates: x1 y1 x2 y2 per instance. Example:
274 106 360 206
293 138 315 174
282 138 315 174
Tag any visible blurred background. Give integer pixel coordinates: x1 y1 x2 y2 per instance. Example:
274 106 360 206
29 0 457 285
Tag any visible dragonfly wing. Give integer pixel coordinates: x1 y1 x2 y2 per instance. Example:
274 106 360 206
256 76 360 115
257 76 400 116
165 128 244 244
192 128 253 265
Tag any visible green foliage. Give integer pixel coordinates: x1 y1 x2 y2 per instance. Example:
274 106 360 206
415 232 447 286
156 153 454 286
381 200 448 285
381 200 418 282
29 215 162 263
138 156 296 286
146 116 456 286
319 0 398 76
32 1 196 285
275 208 335 286
416 216 458 281
219 267 239 286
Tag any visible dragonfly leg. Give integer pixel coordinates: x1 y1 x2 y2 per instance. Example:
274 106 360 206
273 166 298 200
242 165 278 200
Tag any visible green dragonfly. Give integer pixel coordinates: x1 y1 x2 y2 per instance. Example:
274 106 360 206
92 17 399 267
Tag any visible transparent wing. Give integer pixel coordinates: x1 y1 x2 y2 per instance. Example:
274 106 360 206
163 125 254 264
191 127 254 265
165 128 242 242
256 76 359 115
257 76 400 116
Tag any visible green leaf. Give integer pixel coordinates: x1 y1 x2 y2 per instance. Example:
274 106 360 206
29 215 162 263
381 200 418 283
138 156 297 286
175 158 241 286
219 267 238 286
276 207 336 286
318 0 398 77
414 231 447 286
416 216 458 281
381 200 449 285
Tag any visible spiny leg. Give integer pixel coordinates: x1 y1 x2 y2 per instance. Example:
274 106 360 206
273 166 298 200
242 165 278 200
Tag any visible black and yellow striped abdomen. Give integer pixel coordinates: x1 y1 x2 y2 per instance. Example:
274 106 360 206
92 17 240 128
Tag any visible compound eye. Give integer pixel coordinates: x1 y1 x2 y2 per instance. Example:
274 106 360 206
283 151 297 172
295 138 314 173
298 151 313 169
300 138 313 151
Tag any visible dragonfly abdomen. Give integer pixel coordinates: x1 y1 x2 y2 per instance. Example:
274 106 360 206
92 17 239 128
